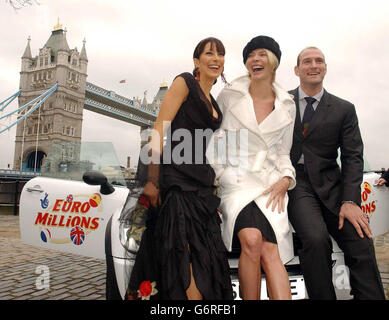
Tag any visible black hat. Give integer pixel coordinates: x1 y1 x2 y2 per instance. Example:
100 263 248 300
243 35 281 64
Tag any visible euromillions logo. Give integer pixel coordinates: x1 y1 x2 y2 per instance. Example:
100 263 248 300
40 193 49 209
66 194 73 203
89 193 101 208
40 228 51 243
70 226 85 245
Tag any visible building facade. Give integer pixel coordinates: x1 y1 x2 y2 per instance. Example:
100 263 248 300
13 21 88 171
13 22 168 173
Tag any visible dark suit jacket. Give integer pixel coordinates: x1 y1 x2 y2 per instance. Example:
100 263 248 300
381 170 389 187
289 87 364 215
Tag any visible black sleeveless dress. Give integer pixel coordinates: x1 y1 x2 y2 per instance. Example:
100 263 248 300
127 73 233 300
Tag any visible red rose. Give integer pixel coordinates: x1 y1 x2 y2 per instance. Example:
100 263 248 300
139 281 152 297
138 195 150 208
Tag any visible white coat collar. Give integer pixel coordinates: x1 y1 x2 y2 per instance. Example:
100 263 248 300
224 75 294 135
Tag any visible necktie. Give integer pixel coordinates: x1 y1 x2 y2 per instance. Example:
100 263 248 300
302 97 316 136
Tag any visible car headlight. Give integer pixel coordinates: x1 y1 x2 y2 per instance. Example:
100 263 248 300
118 190 148 255
119 220 139 254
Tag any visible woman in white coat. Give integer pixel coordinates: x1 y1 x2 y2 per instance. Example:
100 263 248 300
210 36 296 300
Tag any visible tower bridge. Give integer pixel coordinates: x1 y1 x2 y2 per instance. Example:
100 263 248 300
84 82 157 127
0 21 167 172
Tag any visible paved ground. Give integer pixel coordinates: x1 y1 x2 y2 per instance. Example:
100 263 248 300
1 214 388 300
0 215 106 300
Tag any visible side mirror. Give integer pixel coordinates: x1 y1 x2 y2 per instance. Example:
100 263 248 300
83 171 115 195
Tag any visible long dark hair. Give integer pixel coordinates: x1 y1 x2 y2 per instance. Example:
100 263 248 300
192 37 227 84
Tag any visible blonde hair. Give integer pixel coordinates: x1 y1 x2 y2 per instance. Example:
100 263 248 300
264 49 279 72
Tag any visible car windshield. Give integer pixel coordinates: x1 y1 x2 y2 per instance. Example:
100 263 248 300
40 141 126 186
363 156 371 172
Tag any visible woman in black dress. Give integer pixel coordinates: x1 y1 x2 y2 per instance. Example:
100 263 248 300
128 38 233 300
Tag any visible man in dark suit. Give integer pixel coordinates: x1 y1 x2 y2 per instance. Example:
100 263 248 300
287 47 385 299
377 169 389 187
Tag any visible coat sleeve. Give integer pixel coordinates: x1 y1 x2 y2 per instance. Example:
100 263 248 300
340 103 364 205
275 105 296 190
381 170 389 187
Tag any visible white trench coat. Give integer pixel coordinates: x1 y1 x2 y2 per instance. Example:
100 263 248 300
208 75 297 264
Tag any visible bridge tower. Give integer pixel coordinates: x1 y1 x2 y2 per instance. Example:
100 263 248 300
13 21 88 171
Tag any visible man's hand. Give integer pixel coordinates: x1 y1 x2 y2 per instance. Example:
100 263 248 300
338 202 372 238
377 178 387 186
143 181 161 208
263 177 290 213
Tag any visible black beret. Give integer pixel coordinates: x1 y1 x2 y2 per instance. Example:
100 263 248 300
243 35 281 64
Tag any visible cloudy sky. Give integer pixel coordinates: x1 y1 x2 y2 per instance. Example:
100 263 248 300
0 0 388 170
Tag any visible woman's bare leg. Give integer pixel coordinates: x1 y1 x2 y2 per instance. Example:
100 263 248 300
261 241 291 300
237 228 263 300
185 244 202 300
186 263 203 300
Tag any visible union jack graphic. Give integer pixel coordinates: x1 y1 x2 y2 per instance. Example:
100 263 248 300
66 194 73 203
70 226 85 245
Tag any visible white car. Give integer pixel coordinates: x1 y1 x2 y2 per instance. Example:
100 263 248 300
19 141 389 300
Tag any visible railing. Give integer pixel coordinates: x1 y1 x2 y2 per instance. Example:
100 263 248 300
0 169 41 178
85 82 158 119
0 170 40 216
84 98 154 127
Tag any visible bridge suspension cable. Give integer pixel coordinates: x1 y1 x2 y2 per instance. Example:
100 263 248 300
0 83 58 135
0 89 21 112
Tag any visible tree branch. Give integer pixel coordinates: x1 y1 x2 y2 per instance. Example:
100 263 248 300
6 0 40 10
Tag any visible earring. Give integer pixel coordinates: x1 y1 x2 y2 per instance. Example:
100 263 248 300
194 67 200 81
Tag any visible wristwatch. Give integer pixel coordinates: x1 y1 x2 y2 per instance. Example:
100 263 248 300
341 200 357 206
